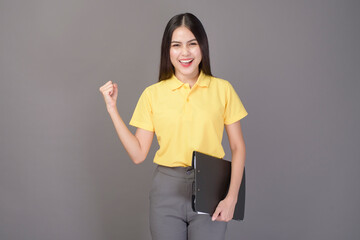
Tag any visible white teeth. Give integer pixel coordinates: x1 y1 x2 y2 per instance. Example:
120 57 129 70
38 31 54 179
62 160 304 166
180 59 193 63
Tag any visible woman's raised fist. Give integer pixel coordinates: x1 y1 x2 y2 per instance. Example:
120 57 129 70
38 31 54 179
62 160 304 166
99 81 118 111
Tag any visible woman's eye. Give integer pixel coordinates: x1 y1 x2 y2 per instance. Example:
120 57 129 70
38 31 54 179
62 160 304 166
190 42 197 46
172 44 180 47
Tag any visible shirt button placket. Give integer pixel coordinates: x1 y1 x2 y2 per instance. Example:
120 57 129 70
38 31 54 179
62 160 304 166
185 85 190 102
183 84 192 120
184 94 191 120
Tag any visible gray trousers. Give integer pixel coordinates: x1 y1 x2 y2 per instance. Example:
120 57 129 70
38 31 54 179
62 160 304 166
149 165 227 240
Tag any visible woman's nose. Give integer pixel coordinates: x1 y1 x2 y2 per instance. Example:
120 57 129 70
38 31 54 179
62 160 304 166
181 46 190 55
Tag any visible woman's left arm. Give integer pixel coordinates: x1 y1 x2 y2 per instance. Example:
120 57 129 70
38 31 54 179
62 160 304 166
212 120 246 222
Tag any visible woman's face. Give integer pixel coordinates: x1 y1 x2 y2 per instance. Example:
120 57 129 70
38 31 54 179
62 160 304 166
170 26 202 80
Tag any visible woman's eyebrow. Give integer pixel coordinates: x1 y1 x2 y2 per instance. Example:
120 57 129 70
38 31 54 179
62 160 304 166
171 38 197 43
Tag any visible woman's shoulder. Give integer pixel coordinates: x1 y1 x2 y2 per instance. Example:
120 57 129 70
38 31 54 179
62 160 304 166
209 75 233 89
144 80 166 91
139 80 167 97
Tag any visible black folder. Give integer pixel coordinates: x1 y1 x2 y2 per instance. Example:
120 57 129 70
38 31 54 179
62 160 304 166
191 151 245 221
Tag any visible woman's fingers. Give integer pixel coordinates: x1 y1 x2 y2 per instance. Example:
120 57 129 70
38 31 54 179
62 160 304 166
211 200 232 222
113 83 118 98
106 85 114 95
99 81 114 93
100 82 115 96
99 80 111 90
212 205 222 221
99 81 118 109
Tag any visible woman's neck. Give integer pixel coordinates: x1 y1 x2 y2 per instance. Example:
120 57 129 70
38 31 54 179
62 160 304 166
175 70 200 86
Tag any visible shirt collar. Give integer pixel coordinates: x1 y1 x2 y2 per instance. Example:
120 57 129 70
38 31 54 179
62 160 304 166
166 70 210 91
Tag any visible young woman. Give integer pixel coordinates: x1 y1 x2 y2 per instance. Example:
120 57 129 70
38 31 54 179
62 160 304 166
99 13 247 240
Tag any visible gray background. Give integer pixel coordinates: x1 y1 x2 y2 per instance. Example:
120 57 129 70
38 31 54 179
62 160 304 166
0 0 359 239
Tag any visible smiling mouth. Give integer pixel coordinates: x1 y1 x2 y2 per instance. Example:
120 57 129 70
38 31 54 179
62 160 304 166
179 59 194 67
179 59 193 63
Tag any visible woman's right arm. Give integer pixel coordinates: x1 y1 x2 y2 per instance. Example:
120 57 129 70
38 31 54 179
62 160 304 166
99 81 154 165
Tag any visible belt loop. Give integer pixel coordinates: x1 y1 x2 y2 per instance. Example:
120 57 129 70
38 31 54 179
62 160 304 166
186 167 194 175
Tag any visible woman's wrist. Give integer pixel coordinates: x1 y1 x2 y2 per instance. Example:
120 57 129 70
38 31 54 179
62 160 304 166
107 105 118 113
225 194 238 204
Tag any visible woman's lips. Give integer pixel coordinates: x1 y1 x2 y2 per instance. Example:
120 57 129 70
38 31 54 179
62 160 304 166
179 59 193 68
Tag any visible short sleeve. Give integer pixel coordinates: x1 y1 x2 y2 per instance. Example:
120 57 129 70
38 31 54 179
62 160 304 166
224 81 248 125
129 87 154 132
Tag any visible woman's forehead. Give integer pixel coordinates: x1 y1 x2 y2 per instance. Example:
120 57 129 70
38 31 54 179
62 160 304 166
171 26 196 41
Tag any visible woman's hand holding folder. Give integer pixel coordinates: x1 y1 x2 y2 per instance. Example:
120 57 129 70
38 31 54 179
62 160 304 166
211 196 237 222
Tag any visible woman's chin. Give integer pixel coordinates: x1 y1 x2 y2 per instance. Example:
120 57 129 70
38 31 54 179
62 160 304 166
176 68 199 78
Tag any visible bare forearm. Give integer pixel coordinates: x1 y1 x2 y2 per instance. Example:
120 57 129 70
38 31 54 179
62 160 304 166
107 107 143 164
226 147 246 201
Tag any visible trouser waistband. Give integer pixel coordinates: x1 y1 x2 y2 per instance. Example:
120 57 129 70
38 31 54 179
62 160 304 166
156 165 194 179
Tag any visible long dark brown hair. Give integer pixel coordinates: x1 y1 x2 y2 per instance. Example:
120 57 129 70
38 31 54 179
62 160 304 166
158 13 212 81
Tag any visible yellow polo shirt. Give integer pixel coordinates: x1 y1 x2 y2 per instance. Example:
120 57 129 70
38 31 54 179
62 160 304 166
129 71 248 167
